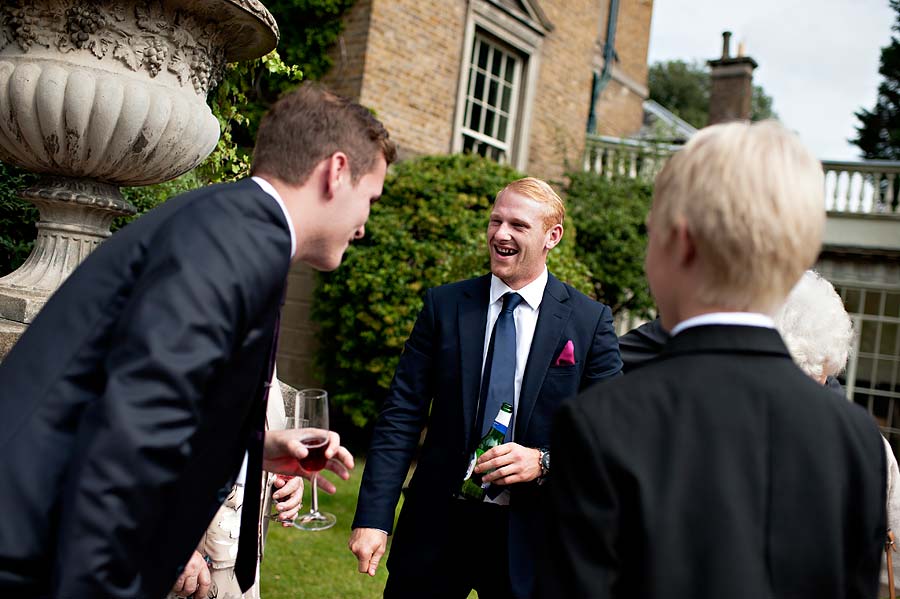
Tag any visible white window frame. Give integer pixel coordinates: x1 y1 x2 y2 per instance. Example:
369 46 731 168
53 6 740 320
459 34 523 164
452 1 548 171
835 284 900 448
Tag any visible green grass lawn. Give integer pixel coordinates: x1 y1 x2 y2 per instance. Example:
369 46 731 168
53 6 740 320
259 457 477 599
259 457 393 598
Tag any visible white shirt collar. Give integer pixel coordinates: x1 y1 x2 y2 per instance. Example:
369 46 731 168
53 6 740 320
489 267 548 310
251 176 296 259
670 312 776 337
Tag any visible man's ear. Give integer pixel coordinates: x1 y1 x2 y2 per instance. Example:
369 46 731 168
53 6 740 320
324 151 350 199
672 218 696 267
544 224 564 251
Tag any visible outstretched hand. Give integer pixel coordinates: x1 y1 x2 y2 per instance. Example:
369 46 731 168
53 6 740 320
263 429 354 493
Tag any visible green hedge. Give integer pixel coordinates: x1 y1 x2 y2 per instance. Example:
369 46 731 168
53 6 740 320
313 154 593 433
564 171 655 318
0 161 38 277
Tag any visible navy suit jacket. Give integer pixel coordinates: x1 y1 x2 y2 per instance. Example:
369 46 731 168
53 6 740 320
539 325 886 599
0 179 291 598
352 272 622 598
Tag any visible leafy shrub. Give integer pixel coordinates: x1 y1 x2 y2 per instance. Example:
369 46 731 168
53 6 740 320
564 171 655 318
313 154 593 430
0 161 38 276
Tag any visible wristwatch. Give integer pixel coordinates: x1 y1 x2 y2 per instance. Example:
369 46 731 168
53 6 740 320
536 447 550 485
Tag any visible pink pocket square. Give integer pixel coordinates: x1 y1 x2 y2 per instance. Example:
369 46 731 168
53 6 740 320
553 339 575 366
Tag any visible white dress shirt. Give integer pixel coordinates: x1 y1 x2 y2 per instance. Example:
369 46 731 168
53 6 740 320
251 176 297 260
670 312 776 336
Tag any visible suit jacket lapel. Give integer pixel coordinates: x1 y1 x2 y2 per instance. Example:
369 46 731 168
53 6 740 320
515 274 572 440
459 275 491 450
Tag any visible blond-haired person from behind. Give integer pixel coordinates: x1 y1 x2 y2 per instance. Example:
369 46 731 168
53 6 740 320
775 270 900 596
538 121 887 598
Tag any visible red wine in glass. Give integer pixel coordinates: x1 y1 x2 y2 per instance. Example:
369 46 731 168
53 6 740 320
299 435 329 472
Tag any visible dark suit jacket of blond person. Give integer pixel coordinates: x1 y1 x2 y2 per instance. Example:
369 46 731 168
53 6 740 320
539 323 886 598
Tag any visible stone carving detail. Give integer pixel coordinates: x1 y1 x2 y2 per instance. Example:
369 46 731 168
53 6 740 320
0 1 236 96
0 60 221 185
0 0 278 327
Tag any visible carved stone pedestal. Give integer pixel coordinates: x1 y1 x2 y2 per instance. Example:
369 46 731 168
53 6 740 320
0 177 132 323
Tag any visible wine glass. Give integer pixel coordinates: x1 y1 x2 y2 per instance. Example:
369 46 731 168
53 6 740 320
294 388 337 531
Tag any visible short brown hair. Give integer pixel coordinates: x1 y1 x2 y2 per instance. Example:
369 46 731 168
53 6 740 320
251 83 397 185
496 177 565 230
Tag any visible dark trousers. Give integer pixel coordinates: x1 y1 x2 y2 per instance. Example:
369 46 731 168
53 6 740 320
384 498 513 599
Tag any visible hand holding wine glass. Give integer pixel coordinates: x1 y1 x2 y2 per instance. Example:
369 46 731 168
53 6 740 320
264 395 306 527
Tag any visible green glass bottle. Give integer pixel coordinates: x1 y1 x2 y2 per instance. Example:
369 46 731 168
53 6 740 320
460 402 513 501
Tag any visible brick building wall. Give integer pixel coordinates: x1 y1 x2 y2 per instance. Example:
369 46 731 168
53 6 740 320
594 0 653 138
324 0 467 160
276 263 320 388
526 0 603 181
320 0 372 101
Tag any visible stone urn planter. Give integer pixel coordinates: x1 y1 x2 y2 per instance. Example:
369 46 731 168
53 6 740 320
0 0 278 328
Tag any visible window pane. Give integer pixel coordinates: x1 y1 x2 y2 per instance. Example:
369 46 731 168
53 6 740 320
860 321 878 354
857 356 875 386
874 395 890 425
488 79 498 107
477 41 489 69
484 109 495 137
844 288 861 313
497 116 508 142
876 359 897 389
501 85 512 113
469 103 482 131
474 72 486 102
882 323 899 355
463 135 475 154
491 51 503 77
887 293 900 318
505 59 515 83
864 290 883 316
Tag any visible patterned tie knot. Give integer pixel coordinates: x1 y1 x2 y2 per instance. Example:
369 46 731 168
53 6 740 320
502 292 524 313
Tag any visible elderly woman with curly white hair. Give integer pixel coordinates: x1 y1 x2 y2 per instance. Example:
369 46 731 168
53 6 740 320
775 270 899 594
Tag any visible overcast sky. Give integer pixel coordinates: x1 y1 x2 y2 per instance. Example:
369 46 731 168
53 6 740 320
647 0 894 160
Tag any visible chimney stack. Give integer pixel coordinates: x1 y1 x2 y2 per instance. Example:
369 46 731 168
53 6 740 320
707 31 758 125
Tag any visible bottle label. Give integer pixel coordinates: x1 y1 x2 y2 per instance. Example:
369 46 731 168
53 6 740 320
463 452 476 481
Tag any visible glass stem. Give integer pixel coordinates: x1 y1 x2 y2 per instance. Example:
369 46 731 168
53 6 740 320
310 473 320 515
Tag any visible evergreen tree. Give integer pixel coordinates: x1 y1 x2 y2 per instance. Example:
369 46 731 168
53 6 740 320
853 0 900 159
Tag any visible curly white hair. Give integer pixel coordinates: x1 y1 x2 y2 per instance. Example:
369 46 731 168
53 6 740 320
774 270 854 381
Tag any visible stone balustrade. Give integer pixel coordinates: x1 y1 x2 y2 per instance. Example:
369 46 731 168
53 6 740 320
822 159 900 215
584 134 900 217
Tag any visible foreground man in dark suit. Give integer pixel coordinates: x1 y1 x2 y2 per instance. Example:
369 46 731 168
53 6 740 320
0 83 395 598
348 177 622 598
537 120 887 598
